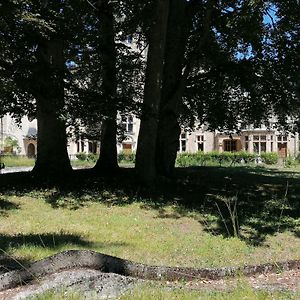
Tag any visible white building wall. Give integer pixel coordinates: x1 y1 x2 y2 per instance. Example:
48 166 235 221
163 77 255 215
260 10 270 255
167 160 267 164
1 114 299 158
1 115 37 155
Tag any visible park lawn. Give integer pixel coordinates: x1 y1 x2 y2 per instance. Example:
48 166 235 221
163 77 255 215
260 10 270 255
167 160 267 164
0 156 35 167
0 165 299 269
0 155 132 169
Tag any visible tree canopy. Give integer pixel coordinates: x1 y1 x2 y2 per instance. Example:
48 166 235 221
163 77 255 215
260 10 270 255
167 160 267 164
0 0 299 180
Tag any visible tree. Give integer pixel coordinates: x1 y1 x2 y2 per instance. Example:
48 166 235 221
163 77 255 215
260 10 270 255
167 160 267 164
92 0 119 173
0 0 90 177
135 0 170 183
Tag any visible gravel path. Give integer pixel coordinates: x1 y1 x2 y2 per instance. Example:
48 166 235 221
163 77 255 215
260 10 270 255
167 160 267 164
0 167 33 174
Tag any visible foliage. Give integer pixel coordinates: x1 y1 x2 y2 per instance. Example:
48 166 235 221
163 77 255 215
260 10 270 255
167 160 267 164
284 156 298 168
75 152 87 161
261 152 279 165
176 151 259 167
86 153 99 163
117 151 136 164
3 136 19 149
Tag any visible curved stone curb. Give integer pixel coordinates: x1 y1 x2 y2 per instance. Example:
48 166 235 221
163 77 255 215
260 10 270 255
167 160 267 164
0 250 299 291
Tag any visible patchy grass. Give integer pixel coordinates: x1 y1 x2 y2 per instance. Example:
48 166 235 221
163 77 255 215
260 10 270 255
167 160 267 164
0 156 133 169
0 171 299 269
121 283 300 300
0 156 35 167
0 165 299 274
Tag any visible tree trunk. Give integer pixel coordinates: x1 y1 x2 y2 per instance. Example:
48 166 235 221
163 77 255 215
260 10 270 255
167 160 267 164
94 0 119 174
156 0 189 177
135 0 170 183
32 39 72 178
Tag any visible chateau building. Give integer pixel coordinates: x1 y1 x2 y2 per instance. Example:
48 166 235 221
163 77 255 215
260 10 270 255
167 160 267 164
0 114 298 159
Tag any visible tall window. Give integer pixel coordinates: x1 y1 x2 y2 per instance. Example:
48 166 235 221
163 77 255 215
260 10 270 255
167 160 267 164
121 115 134 133
253 135 266 154
224 140 237 152
179 133 187 152
245 136 249 151
196 135 204 151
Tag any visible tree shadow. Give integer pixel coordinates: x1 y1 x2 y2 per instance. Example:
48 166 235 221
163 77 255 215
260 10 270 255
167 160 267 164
0 198 19 217
0 166 299 247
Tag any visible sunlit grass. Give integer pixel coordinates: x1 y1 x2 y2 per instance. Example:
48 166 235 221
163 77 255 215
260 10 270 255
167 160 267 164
0 189 299 268
0 155 35 167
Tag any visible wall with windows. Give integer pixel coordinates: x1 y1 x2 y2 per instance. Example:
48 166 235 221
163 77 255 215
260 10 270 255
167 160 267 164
117 114 140 153
2 113 299 159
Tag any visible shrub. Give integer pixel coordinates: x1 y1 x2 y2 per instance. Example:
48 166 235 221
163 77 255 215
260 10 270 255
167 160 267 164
87 153 98 162
284 156 298 168
261 152 278 165
176 151 258 167
118 151 135 163
176 152 209 167
76 152 87 161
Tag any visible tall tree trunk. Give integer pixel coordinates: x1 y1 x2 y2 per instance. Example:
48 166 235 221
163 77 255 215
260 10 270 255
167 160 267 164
135 0 170 183
156 0 189 177
94 0 119 174
32 39 72 178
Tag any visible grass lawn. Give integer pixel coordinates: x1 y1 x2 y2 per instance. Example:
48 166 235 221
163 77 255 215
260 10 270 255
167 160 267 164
0 156 35 167
0 156 95 169
0 165 299 298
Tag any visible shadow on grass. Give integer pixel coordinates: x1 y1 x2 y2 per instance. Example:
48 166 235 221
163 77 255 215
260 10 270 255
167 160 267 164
0 232 128 273
0 198 19 217
0 166 299 247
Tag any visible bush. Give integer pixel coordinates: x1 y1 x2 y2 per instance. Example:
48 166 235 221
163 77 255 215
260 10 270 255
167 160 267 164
176 151 258 167
261 152 278 165
118 151 135 163
76 152 87 161
87 153 99 162
284 156 298 168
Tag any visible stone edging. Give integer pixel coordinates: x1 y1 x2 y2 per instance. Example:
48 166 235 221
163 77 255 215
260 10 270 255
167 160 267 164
0 250 299 291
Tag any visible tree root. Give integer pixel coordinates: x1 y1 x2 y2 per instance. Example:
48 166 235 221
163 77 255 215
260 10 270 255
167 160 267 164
0 250 299 291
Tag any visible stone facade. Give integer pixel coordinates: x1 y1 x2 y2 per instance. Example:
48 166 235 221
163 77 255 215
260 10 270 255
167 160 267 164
0 114 298 158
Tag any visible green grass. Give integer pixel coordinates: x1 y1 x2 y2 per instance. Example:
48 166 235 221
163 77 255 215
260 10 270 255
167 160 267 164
0 165 299 299
0 168 299 268
0 155 35 167
0 165 299 297
0 155 132 169
121 283 300 300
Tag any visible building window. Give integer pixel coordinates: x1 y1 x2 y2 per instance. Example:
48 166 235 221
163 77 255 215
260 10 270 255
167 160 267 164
179 133 187 152
224 140 237 152
277 134 288 142
252 135 267 154
88 141 97 154
196 135 204 151
245 136 249 151
121 115 134 133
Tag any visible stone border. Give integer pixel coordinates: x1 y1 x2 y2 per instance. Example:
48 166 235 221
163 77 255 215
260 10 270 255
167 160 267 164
0 250 299 291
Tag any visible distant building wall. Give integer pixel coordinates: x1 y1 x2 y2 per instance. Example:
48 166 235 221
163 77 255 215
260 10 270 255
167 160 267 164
1 114 299 159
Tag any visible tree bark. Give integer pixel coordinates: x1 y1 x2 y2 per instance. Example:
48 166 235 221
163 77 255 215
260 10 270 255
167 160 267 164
32 39 72 178
156 0 189 177
94 0 119 174
135 0 170 183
